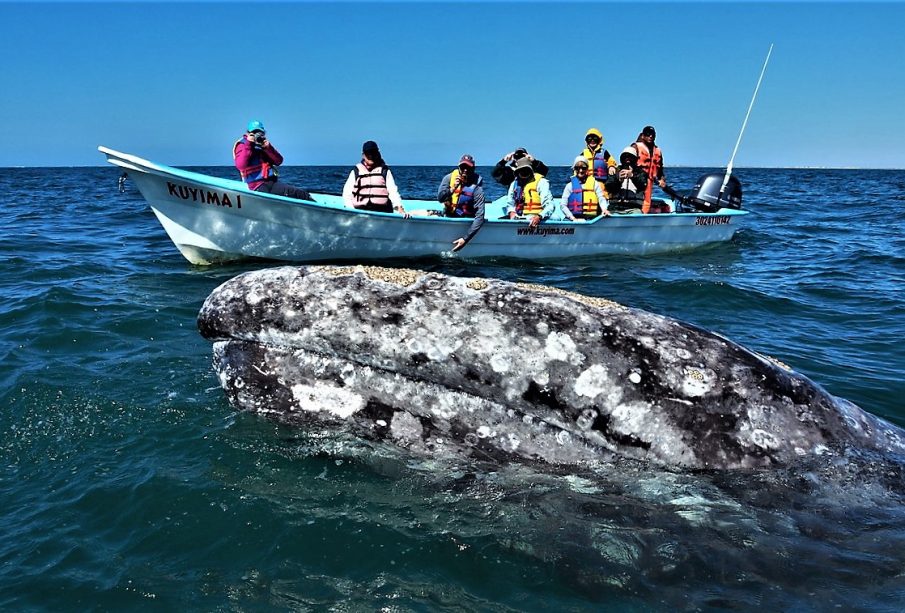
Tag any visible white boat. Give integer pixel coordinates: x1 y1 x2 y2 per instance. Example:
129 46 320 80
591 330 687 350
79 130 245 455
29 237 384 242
99 146 749 265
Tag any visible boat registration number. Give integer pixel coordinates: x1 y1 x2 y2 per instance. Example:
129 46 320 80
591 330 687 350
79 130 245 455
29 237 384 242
695 216 730 226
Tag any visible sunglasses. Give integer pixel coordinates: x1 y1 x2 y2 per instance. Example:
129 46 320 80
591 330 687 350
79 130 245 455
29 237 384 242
458 165 471 172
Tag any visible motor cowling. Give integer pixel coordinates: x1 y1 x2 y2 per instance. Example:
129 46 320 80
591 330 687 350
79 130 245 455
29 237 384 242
686 172 742 212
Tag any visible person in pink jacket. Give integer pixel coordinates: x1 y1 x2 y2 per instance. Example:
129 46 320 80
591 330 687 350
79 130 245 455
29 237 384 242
233 120 313 201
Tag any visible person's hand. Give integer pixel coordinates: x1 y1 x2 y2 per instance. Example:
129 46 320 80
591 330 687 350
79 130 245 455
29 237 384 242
504 152 515 162
608 166 617 176
602 210 611 217
451 238 466 252
454 174 464 188
509 211 517 220
659 178 667 189
529 215 541 228
619 168 632 180
395 207 411 219
260 138 270 148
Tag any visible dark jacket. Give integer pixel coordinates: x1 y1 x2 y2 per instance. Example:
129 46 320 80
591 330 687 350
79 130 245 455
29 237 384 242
605 165 648 212
491 158 549 187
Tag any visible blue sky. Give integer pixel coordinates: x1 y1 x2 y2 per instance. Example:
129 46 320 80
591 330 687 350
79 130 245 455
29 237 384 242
2 2 903 168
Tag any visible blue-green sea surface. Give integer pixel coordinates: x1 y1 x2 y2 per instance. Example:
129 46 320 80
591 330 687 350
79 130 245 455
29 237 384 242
1 164 904 610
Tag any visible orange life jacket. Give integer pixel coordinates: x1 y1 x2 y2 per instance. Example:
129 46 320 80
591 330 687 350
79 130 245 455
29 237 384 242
633 141 663 213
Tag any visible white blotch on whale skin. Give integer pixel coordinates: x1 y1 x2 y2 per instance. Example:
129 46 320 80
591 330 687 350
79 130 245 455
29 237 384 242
545 331 576 361
532 371 550 387
405 337 424 355
389 411 423 444
575 364 618 400
430 395 458 420
628 371 642 385
505 433 521 452
536 322 550 336
750 428 780 450
245 283 267 306
289 382 364 419
490 353 511 374
611 402 651 436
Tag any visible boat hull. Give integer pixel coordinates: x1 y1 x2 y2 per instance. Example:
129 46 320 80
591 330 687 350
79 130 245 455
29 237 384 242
100 147 749 265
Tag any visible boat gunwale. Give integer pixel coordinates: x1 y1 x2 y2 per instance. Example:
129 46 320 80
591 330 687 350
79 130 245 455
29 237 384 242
98 146 751 226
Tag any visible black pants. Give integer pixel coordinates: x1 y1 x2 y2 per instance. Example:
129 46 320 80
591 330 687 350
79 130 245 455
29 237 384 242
256 180 313 202
356 201 392 213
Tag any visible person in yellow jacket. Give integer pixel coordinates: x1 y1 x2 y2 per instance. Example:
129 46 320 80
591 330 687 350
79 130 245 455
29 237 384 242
580 128 617 183
502 157 554 228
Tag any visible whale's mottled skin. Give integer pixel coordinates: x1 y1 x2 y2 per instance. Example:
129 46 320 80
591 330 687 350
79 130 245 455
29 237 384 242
197 265 905 470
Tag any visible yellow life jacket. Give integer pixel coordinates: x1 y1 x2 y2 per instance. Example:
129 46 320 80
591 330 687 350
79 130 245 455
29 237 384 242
449 169 463 206
448 169 477 217
514 173 544 217
566 175 600 219
581 146 616 180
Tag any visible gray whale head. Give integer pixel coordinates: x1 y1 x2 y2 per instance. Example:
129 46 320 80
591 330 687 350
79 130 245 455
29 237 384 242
197 265 905 470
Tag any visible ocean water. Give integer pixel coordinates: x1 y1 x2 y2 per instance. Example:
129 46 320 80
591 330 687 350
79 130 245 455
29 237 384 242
2 163 904 610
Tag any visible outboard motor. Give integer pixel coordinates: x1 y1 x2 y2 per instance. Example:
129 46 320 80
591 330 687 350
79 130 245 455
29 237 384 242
685 172 742 212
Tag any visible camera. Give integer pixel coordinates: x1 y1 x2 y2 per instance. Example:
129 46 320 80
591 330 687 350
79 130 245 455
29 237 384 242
253 132 266 146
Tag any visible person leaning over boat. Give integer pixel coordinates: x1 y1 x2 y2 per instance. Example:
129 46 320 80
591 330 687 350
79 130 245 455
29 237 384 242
502 157 554 227
604 148 648 215
631 125 668 214
437 154 486 252
490 147 549 187
580 128 617 184
560 156 608 221
233 120 314 201
342 140 410 218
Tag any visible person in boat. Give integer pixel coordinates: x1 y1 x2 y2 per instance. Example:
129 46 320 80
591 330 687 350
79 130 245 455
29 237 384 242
502 157 554 227
559 156 608 222
491 147 549 187
580 128 616 184
342 140 410 217
604 148 648 215
233 120 314 201
631 125 668 214
437 154 486 252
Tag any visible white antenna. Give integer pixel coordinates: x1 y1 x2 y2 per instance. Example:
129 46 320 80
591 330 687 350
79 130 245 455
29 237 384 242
721 44 773 196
